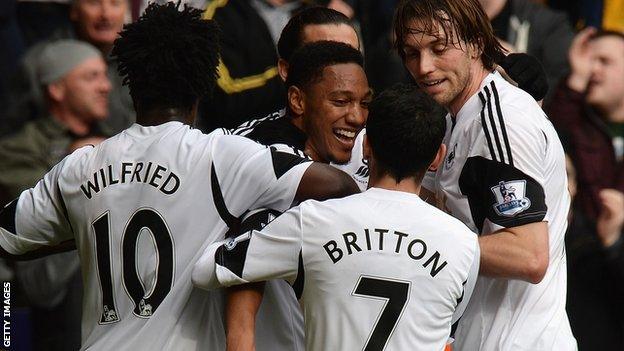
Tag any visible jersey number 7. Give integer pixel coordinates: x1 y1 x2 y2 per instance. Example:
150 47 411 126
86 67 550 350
352 276 411 351
92 208 174 324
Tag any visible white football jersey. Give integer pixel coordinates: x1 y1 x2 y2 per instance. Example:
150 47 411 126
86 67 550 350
228 109 368 351
0 122 312 350
427 72 576 350
194 188 480 351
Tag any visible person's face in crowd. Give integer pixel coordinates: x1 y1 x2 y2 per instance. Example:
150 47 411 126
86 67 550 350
71 0 127 50
302 23 360 50
401 20 482 115
586 36 624 117
294 63 371 164
52 57 111 122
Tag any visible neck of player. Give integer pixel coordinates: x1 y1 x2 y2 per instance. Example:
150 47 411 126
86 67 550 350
368 172 422 196
135 104 197 126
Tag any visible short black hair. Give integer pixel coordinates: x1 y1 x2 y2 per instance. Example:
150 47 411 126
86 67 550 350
112 2 220 113
366 84 447 182
285 41 364 90
277 6 353 62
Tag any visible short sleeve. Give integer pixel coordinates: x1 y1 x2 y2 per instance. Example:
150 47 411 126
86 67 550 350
192 206 304 290
211 134 312 217
0 150 82 255
459 85 547 232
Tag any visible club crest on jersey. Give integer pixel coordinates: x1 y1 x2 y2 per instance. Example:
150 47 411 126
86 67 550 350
491 180 531 217
445 143 457 170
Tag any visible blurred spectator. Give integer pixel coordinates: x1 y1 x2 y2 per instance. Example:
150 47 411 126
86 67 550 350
564 155 624 350
0 40 110 351
16 0 73 47
2 0 133 137
549 0 624 32
0 0 25 120
197 0 313 132
479 0 574 100
547 28 624 220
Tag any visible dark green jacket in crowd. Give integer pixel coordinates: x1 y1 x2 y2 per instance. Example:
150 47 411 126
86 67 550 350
0 115 81 198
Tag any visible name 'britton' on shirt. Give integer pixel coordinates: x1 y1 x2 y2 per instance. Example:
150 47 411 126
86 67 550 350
80 162 180 199
323 228 448 277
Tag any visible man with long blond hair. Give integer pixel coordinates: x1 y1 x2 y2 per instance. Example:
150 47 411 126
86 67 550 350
393 0 577 349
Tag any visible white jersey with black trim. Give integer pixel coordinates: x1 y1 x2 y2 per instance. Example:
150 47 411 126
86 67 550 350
233 109 370 191
0 122 311 350
228 109 368 351
428 72 576 350
194 188 480 351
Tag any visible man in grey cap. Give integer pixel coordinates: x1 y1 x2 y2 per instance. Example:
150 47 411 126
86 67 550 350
2 0 132 137
0 39 110 351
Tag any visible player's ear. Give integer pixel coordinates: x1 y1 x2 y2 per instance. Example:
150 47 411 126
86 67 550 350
277 58 289 82
288 85 305 116
362 134 371 161
428 143 447 171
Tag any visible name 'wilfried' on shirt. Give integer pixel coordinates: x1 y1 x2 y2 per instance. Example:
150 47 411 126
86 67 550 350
80 162 180 199
323 228 447 277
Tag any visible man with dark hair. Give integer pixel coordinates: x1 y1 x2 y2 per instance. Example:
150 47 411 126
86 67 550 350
225 39 371 351
249 41 370 165
193 84 480 350
0 3 357 350
393 0 575 349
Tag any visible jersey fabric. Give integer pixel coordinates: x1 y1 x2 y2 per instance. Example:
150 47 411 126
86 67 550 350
232 108 369 191
227 109 368 351
194 188 480 351
0 121 311 350
428 72 576 350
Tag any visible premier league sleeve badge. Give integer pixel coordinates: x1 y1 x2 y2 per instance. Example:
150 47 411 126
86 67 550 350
491 180 531 217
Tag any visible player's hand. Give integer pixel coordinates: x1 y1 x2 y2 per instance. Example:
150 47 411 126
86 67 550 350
567 27 597 93
497 53 549 101
596 188 624 248
68 136 106 152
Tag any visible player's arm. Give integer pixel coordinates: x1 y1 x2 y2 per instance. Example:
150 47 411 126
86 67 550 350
0 152 80 260
192 206 304 290
225 283 264 351
223 209 280 351
212 135 358 217
459 105 550 283
295 162 359 202
478 222 549 283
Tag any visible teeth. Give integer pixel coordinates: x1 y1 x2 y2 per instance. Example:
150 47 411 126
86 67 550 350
422 80 443 86
335 129 356 139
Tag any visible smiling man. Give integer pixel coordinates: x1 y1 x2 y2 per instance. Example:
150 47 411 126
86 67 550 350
393 0 576 350
243 41 370 166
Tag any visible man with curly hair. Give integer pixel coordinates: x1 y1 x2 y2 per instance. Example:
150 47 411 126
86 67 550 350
0 2 358 349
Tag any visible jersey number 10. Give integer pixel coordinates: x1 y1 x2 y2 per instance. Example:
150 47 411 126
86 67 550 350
92 208 174 324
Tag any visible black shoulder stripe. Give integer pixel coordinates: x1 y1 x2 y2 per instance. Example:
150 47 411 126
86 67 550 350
211 163 239 232
490 82 514 166
292 250 305 299
270 146 309 179
0 199 18 234
483 86 506 164
478 92 497 162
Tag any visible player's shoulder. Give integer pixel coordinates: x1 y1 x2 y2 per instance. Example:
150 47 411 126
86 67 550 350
481 74 546 126
231 108 287 136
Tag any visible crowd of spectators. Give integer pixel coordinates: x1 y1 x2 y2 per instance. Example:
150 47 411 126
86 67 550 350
0 0 622 350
